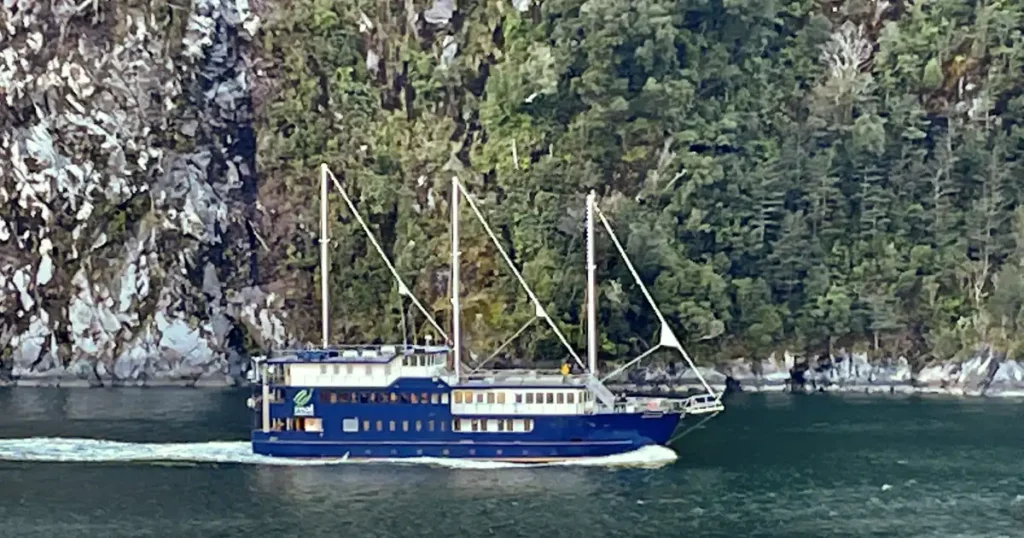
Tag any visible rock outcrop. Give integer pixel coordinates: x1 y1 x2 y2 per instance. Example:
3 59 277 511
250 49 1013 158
1 0 286 386
605 347 1024 398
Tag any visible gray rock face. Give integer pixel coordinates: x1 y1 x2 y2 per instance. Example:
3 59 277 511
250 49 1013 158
0 0 286 387
606 347 1024 398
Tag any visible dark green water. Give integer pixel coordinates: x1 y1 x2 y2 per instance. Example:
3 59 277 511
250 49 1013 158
0 389 1021 538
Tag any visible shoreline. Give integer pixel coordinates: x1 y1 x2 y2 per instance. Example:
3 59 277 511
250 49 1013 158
4 348 1023 397
4 377 1024 399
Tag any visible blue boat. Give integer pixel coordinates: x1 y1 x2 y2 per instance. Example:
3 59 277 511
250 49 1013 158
248 166 724 461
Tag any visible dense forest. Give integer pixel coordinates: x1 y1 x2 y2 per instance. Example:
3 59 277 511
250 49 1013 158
252 0 1024 368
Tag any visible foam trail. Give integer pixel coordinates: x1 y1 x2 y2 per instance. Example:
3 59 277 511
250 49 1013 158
0 438 677 469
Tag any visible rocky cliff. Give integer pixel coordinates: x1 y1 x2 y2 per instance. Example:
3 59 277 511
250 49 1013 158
1 0 285 386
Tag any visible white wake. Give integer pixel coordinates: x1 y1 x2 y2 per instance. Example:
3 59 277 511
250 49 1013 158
0 438 678 469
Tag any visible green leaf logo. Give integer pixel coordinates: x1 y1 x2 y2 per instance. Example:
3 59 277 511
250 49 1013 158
293 389 313 406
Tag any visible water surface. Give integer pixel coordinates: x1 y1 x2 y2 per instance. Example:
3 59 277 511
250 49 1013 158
0 389 1021 537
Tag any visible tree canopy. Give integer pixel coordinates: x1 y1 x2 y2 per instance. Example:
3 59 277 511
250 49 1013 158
253 0 1024 366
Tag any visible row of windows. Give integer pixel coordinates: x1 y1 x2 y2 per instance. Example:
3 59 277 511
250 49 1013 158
317 363 389 376
452 418 534 433
312 355 443 376
270 417 323 433
452 390 593 405
318 391 450 405
270 417 535 434
342 418 451 433
337 418 533 434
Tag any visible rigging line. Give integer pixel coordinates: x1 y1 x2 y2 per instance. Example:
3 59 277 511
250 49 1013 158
324 165 449 342
593 206 717 398
600 345 661 384
468 317 538 374
454 179 585 370
667 411 720 446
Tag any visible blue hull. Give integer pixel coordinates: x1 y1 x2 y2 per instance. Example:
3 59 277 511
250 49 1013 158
250 369 686 461
251 412 682 461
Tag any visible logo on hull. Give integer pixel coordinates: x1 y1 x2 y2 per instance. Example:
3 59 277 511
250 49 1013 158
293 389 313 406
293 389 314 416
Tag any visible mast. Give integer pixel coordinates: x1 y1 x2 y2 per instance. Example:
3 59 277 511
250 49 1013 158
586 190 598 376
450 175 462 378
320 164 330 348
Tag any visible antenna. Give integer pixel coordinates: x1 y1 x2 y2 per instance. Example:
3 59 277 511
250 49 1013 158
586 191 598 376
319 164 330 348
451 175 462 379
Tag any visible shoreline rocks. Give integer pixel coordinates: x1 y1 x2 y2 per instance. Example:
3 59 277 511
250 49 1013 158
4 347 1024 396
602 348 1024 399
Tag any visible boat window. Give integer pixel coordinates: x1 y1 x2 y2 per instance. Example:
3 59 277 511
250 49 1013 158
454 392 464 404
453 418 461 431
342 418 359 433
320 364 327 374
506 419 514 432
421 393 429 404
476 393 484 404
415 420 422 432
440 420 447 431
497 420 505 432
441 393 449 405
524 418 534 432
402 420 409 432
389 421 396 432
557 393 565 404
567 393 575 404
497 392 506 404
428 420 435 432
376 420 383 431
390 393 398 403
430 393 439 404
363 420 370 432
410 393 419 404
333 364 340 375
319 391 331 404
471 420 480 432
486 393 495 404
525 393 534 404
400 393 411 404
546 393 554 404
515 393 523 404
364 365 372 376
347 364 354 374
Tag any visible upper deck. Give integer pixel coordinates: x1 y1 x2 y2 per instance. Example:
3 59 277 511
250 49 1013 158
266 344 450 364
261 344 450 388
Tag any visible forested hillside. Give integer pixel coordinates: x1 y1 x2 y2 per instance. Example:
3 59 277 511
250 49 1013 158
3 0 1022 385
258 0 1024 366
